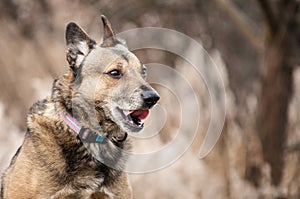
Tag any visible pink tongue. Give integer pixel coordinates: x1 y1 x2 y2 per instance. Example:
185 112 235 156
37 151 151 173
130 110 149 120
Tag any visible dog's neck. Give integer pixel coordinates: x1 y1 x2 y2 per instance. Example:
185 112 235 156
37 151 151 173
50 70 130 168
51 70 127 143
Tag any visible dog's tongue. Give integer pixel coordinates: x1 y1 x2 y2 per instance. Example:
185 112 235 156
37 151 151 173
130 110 149 120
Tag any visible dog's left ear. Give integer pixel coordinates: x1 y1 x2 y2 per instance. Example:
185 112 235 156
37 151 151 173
100 15 117 47
100 15 127 48
65 22 96 71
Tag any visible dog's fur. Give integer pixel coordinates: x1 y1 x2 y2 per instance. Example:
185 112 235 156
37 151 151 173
1 16 159 199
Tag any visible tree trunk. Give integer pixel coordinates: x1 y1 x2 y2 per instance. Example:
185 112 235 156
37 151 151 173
256 0 298 186
256 39 293 185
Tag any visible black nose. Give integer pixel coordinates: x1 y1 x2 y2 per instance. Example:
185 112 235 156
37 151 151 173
141 90 160 108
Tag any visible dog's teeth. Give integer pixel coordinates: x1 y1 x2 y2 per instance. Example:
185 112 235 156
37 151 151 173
123 110 133 116
137 120 144 127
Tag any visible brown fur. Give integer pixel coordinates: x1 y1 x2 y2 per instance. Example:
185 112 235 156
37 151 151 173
1 16 159 199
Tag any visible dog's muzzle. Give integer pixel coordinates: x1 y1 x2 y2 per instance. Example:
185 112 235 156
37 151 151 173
116 87 160 133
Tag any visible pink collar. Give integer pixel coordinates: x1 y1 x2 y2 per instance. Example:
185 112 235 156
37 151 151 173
61 113 106 143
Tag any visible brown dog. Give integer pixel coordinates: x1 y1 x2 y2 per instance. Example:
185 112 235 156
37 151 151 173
1 15 159 199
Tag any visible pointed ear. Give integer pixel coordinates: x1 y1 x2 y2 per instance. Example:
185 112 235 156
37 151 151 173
65 22 96 71
100 15 117 47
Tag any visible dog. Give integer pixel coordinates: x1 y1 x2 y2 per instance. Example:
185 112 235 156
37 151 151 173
1 15 159 199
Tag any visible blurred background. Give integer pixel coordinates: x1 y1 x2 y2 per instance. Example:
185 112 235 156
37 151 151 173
0 0 299 198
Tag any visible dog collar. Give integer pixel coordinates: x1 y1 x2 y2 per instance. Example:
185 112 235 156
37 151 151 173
61 113 106 143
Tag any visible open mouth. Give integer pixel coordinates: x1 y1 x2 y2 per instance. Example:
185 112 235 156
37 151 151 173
119 108 150 132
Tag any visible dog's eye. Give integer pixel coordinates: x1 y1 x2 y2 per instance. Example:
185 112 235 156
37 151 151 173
142 68 147 79
108 69 122 79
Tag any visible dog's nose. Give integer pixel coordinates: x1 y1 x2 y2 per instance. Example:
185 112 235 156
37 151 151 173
141 90 160 108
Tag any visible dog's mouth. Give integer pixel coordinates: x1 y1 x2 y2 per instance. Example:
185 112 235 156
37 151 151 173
118 108 150 132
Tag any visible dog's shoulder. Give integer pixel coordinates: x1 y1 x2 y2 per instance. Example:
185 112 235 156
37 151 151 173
26 96 58 133
28 98 49 117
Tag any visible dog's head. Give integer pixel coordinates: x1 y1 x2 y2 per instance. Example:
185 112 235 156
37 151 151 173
65 16 159 133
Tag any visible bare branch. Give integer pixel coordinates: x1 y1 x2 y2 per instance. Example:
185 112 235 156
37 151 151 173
285 143 300 153
256 0 278 35
212 0 263 50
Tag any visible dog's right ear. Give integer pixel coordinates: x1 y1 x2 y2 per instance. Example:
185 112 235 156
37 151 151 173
65 22 96 72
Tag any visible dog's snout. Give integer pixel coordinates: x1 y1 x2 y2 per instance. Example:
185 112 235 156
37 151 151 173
141 90 160 108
